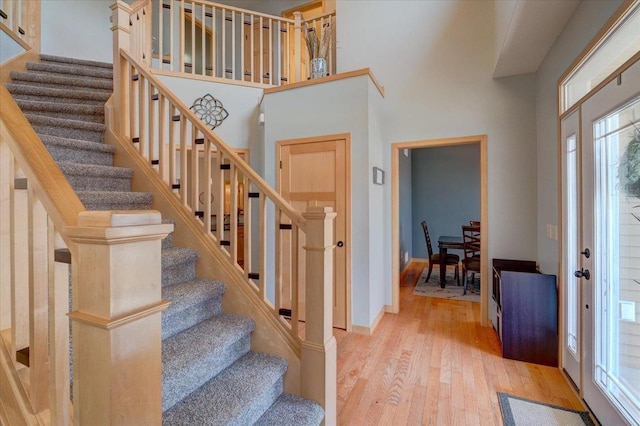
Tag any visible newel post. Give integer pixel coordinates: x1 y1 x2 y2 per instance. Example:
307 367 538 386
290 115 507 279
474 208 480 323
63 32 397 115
302 206 337 426
110 1 131 136
65 211 173 425
293 11 303 83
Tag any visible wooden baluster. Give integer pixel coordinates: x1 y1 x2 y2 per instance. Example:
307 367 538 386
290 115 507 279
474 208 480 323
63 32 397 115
268 18 273 85
190 124 199 216
230 164 238 265
158 94 167 182
169 105 177 190
231 10 236 80
11 0 18 36
291 223 299 337
301 206 337 424
27 192 49 414
49 230 71 425
145 5 152 65
275 208 282 315
258 193 266 300
221 8 226 80
259 16 263 83
21 0 41 52
169 0 175 71
149 85 157 172
129 64 137 146
0 140 13 330
179 0 185 73
190 1 195 74
179 114 187 206
138 74 147 158
211 6 216 77
67 211 172 425
284 21 290 84
250 14 254 83
243 176 251 277
293 11 302 83
216 151 224 245
240 12 245 81
204 139 212 234
11 167 29 367
158 0 164 70
275 20 281 86
200 4 205 76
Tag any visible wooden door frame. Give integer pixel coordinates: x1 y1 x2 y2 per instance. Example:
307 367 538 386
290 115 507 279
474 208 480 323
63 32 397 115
276 133 352 331
391 135 489 327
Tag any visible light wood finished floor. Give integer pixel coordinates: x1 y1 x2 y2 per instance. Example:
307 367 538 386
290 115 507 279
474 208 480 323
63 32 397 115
334 260 584 425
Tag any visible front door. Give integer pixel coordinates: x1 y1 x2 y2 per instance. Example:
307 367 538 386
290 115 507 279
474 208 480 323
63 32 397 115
277 135 349 330
575 58 640 425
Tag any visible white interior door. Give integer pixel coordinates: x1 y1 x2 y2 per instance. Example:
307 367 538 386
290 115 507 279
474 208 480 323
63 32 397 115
561 109 582 389
580 58 640 426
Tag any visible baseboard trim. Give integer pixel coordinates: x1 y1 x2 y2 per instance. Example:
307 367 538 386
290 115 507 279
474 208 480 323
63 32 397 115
351 305 387 336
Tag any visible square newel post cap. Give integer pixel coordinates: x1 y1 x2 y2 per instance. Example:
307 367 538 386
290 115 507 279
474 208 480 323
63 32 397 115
65 210 174 243
302 206 337 221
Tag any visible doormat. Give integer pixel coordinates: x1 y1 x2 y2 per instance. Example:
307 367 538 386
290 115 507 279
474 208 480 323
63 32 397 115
412 266 480 302
498 392 595 426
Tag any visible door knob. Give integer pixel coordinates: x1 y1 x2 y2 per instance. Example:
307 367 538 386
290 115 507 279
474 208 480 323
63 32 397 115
574 268 590 280
581 248 590 258
337 241 344 247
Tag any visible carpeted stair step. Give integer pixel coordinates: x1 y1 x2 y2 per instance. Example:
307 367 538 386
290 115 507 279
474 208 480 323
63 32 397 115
78 191 153 210
162 279 226 340
5 82 111 105
39 134 114 166
256 394 324 426
27 114 106 143
162 218 175 249
162 247 199 287
10 70 113 91
40 54 113 70
15 99 105 124
162 313 255 412
162 351 287 425
27 61 113 80
57 162 133 192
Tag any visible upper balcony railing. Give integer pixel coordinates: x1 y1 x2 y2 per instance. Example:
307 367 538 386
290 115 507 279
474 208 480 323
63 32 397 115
127 0 336 87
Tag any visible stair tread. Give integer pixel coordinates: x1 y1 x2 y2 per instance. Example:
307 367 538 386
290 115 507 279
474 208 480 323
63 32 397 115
40 54 113 69
26 113 106 132
27 61 113 80
39 134 115 153
77 191 153 203
57 162 133 178
10 70 113 90
5 82 112 102
162 313 256 411
15 98 104 116
162 247 200 267
256 394 324 426
162 351 286 425
162 279 225 317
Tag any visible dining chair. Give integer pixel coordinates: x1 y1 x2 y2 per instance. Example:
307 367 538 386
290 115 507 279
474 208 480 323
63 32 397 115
462 224 481 295
421 221 460 285
470 220 480 226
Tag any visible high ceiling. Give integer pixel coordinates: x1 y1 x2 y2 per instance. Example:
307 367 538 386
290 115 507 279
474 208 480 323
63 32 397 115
493 0 580 78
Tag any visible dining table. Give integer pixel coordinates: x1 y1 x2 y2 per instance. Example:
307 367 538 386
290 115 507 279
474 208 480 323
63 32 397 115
437 235 465 288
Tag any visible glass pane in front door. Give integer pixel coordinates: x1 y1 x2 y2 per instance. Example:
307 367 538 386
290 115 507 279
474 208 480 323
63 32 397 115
592 97 640 424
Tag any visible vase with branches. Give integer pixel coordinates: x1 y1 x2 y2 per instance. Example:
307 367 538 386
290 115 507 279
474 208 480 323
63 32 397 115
303 19 332 79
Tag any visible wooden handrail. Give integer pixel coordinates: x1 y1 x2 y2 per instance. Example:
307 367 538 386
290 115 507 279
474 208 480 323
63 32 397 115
0 85 85 233
128 0 149 13
120 49 306 230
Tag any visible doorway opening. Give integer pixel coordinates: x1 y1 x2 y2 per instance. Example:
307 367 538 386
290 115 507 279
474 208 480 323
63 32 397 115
391 135 489 326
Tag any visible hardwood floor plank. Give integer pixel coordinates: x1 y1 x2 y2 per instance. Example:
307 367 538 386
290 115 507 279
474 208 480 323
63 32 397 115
335 260 585 425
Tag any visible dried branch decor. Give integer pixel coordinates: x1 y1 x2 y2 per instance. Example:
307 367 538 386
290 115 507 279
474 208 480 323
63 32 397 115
303 19 332 60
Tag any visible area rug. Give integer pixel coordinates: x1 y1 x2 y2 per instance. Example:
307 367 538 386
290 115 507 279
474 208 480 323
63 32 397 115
498 393 595 426
412 266 480 302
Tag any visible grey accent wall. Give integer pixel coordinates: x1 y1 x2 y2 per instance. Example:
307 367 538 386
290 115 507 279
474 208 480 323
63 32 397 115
398 149 413 271
536 0 623 274
411 145 481 260
0 31 25 65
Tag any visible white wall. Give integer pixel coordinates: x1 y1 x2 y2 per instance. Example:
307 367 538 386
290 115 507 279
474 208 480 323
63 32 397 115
536 0 623 274
41 0 126 63
337 0 539 322
0 30 25 65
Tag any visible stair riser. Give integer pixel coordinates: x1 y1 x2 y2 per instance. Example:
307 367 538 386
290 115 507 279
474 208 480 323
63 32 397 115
46 145 114 166
80 200 153 211
10 93 107 106
162 261 197 287
235 377 284 425
65 175 131 192
162 335 251 412
162 232 173 249
23 111 105 124
40 54 113 70
162 298 222 340
33 125 103 143
27 63 113 80
8 80 112 95
10 72 113 91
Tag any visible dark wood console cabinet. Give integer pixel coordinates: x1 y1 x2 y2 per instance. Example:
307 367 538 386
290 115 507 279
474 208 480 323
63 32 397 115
492 259 558 367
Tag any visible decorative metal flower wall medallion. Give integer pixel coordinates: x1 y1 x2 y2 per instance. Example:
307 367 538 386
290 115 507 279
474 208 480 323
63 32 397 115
190 94 229 129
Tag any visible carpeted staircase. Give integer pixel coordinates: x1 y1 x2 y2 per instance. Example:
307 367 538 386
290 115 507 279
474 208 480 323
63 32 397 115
5 54 324 425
